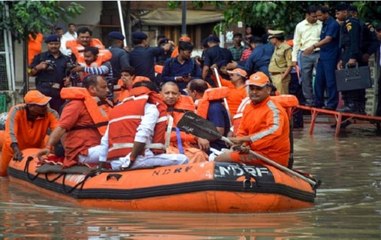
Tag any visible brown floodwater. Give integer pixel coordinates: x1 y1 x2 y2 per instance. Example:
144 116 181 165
0 123 380 239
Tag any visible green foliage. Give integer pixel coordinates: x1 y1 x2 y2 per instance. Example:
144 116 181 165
173 1 381 36
0 1 83 41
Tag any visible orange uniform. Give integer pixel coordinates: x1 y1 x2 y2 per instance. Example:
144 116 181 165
0 104 59 176
236 96 290 167
59 88 109 167
219 78 247 116
28 33 44 65
232 95 298 135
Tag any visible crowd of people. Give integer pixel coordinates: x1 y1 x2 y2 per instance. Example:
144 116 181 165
1 3 381 176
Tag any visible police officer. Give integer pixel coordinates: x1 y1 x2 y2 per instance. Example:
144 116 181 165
129 32 171 86
107 31 130 80
336 3 365 114
347 5 378 64
29 34 72 113
202 35 233 86
268 30 293 94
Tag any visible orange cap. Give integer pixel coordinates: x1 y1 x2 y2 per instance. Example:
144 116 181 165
179 36 191 42
227 68 247 78
246 72 270 87
24 90 51 106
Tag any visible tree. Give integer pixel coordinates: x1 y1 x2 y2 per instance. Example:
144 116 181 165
0 0 83 93
169 1 381 36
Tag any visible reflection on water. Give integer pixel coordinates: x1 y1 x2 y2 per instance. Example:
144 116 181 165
1 124 381 239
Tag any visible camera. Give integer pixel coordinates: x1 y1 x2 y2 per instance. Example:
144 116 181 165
45 60 56 71
65 60 80 86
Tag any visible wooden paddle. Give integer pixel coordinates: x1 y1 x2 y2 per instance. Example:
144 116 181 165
177 111 318 187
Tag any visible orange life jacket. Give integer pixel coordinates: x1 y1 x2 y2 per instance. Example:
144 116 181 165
66 38 112 66
154 65 164 74
114 76 152 104
196 87 229 119
107 86 168 160
60 87 109 135
167 95 196 144
232 95 298 135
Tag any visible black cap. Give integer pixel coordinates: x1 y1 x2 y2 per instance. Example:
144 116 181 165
44 34 60 43
336 3 348 11
347 5 358 12
206 35 220 43
132 32 148 40
375 23 381 32
158 38 169 45
108 31 125 40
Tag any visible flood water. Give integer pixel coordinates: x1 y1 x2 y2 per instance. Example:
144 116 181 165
1 123 381 239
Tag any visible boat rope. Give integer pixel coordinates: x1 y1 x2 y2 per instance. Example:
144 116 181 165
45 172 64 183
60 168 101 194
24 156 40 181
237 163 259 190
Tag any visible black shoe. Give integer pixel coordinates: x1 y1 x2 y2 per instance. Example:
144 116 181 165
310 103 324 108
330 120 352 129
337 105 356 113
322 106 336 111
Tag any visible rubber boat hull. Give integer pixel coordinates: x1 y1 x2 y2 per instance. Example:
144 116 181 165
8 148 316 213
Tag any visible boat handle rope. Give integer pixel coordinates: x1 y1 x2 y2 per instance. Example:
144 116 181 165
60 169 99 194
44 172 64 183
238 163 259 190
24 156 40 181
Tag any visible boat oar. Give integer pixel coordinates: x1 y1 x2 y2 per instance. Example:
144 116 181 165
177 111 318 187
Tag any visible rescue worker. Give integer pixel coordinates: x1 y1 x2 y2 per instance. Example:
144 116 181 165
0 90 59 176
107 31 130 80
28 31 44 65
187 79 230 151
224 68 248 116
37 75 110 168
336 3 365 114
161 82 208 162
29 34 72 113
98 80 188 170
268 30 293 94
215 72 291 167
66 26 111 66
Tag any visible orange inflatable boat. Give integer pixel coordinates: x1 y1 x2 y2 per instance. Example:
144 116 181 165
7 148 317 213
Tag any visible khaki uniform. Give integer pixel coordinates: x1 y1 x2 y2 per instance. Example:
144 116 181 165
268 42 292 94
